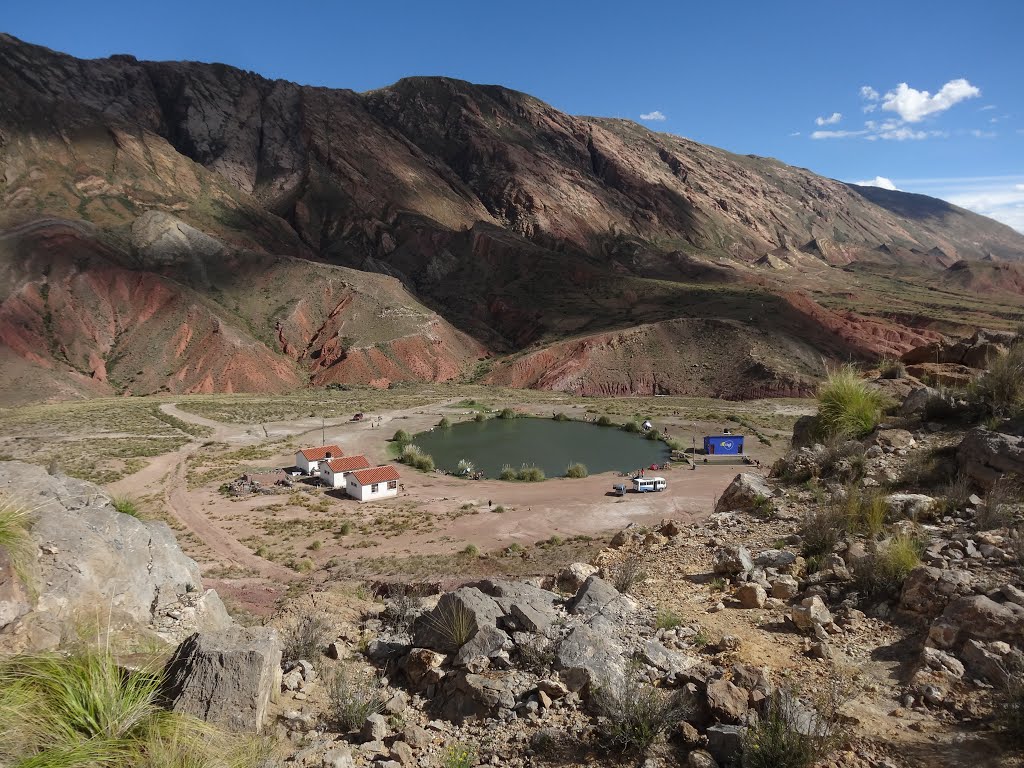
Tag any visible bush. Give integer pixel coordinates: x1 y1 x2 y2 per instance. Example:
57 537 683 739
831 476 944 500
645 429 662 442
1000 659 1024 744
741 687 842 768
499 466 517 481
836 486 887 537
421 598 476 651
553 412 569 421
438 416 452 429
516 466 545 482
800 506 845 560
414 454 435 472
0 648 265 768
283 614 332 663
565 462 588 478
853 533 922 599
591 670 692 755
973 344 1024 418
816 366 890 439
456 459 474 476
0 497 34 586
978 474 1023 530
392 429 411 444
654 608 682 630
380 588 427 636
621 421 641 433
878 357 907 379
497 408 517 419
473 413 486 423
937 472 973 517
399 443 423 463
111 495 144 519
461 544 479 558
327 665 388 733
516 636 556 674
442 743 478 768
610 554 647 594
596 415 613 426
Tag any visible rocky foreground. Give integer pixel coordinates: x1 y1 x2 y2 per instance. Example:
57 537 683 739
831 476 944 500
1 378 1023 767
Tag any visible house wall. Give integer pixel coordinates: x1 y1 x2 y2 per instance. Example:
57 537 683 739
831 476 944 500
320 468 344 488
346 478 399 502
296 454 317 474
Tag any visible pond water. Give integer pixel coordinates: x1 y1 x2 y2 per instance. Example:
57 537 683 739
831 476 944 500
411 418 671 479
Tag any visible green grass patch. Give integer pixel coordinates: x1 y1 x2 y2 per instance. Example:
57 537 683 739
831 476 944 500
816 366 890 439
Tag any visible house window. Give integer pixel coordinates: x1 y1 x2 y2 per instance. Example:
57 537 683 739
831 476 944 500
371 483 379 493
387 480 397 490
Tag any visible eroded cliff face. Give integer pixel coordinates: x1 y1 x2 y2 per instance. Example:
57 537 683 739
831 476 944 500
0 33 1021 402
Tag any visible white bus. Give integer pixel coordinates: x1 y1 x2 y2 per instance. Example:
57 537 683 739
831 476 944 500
632 477 667 493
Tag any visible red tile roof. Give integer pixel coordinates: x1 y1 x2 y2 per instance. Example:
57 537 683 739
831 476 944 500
298 445 344 461
324 456 371 473
351 465 400 485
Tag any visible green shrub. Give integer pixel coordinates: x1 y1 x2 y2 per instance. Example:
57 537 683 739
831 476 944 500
973 344 1024 418
438 417 452 429
399 443 423 463
497 408 517 419
654 608 682 630
553 412 569 421
591 669 692 755
0 648 264 768
0 497 35 586
742 687 842 768
853 533 923 599
392 429 411 444
111 495 144 519
816 366 890 439
282 614 331 662
878 357 907 380
517 466 545 482
596 415 613 426
421 597 476 651
645 430 662 442
442 742 478 768
499 466 517 481
622 421 642 433
837 486 888 537
473 413 486 423
565 462 588 478
327 665 387 733
413 454 435 472
461 544 479 558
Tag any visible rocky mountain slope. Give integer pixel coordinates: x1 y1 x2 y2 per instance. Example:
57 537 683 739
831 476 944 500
1 33 1022 402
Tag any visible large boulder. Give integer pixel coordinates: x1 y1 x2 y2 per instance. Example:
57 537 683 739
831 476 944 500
554 625 625 692
0 461 230 647
556 562 599 593
957 429 1024 489
900 566 974 617
791 596 832 631
884 493 936 520
412 587 503 651
899 387 939 418
714 474 774 515
566 576 636 621
713 545 753 576
791 416 819 449
161 627 281 733
928 595 1024 649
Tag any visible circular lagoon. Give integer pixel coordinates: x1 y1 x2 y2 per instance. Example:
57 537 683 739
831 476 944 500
411 418 671 478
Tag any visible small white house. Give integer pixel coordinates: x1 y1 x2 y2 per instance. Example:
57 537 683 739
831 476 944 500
632 476 667 493
319 455 371 489
295 445 344 474
346 465 400 502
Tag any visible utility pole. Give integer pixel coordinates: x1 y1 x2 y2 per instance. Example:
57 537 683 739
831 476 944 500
322 414 325 447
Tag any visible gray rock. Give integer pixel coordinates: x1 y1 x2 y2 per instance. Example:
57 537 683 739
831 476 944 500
706 724 746 765
706 679 748 723
567 576 636 621
754 549 797 569
640 639 695 673
412 587 503 651
162 627 281 733
959 640 1012 686
930 595 1024 648
957 428 1024 490
556 562 599 593
554 625 625 692
899 387 939 418
131 210 224 267
0 462 231 648
714 473 774 515
509 602 554 633
770 575 799 600
713 545 754 576
360 712 390 741
454 624 511 667
323 747 355 768
885 493 935 520
736 583 767 609
686 749 720 768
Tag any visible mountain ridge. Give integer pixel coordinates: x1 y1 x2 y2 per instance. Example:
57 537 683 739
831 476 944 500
0 33 1021 403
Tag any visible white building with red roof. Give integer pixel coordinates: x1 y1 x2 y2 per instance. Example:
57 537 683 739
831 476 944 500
319 455 372 489
294 445 344 474
346 465 400 502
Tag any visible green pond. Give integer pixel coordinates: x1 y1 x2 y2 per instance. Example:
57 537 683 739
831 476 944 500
411 418 671 478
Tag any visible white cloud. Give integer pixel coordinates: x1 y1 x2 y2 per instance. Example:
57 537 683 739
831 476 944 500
789 131 801 137
815 112 842 126
878 127 930 141
811 129 868 139
980 105 997 111
970 129 997 138
882 78 981 123
852 176 898 191
863 104 877 113
639 110 666 121
860 86 880 101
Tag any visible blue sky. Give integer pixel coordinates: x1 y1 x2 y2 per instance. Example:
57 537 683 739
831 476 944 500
5 0 1023 231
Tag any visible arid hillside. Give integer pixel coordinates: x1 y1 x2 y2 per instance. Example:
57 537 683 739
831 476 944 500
1 33 1022 402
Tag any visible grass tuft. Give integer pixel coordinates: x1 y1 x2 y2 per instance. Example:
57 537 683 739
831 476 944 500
111 496 144 520
741 686 843 768
816 366 890 439
591 669 692 755
565 462 588 479
327 665 387 733
282 614 331 663
0 496 35 587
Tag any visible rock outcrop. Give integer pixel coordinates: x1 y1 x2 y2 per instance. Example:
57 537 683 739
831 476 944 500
0 461 230 650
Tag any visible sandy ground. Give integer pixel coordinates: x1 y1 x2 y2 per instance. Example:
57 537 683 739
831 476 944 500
107 399 780 610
